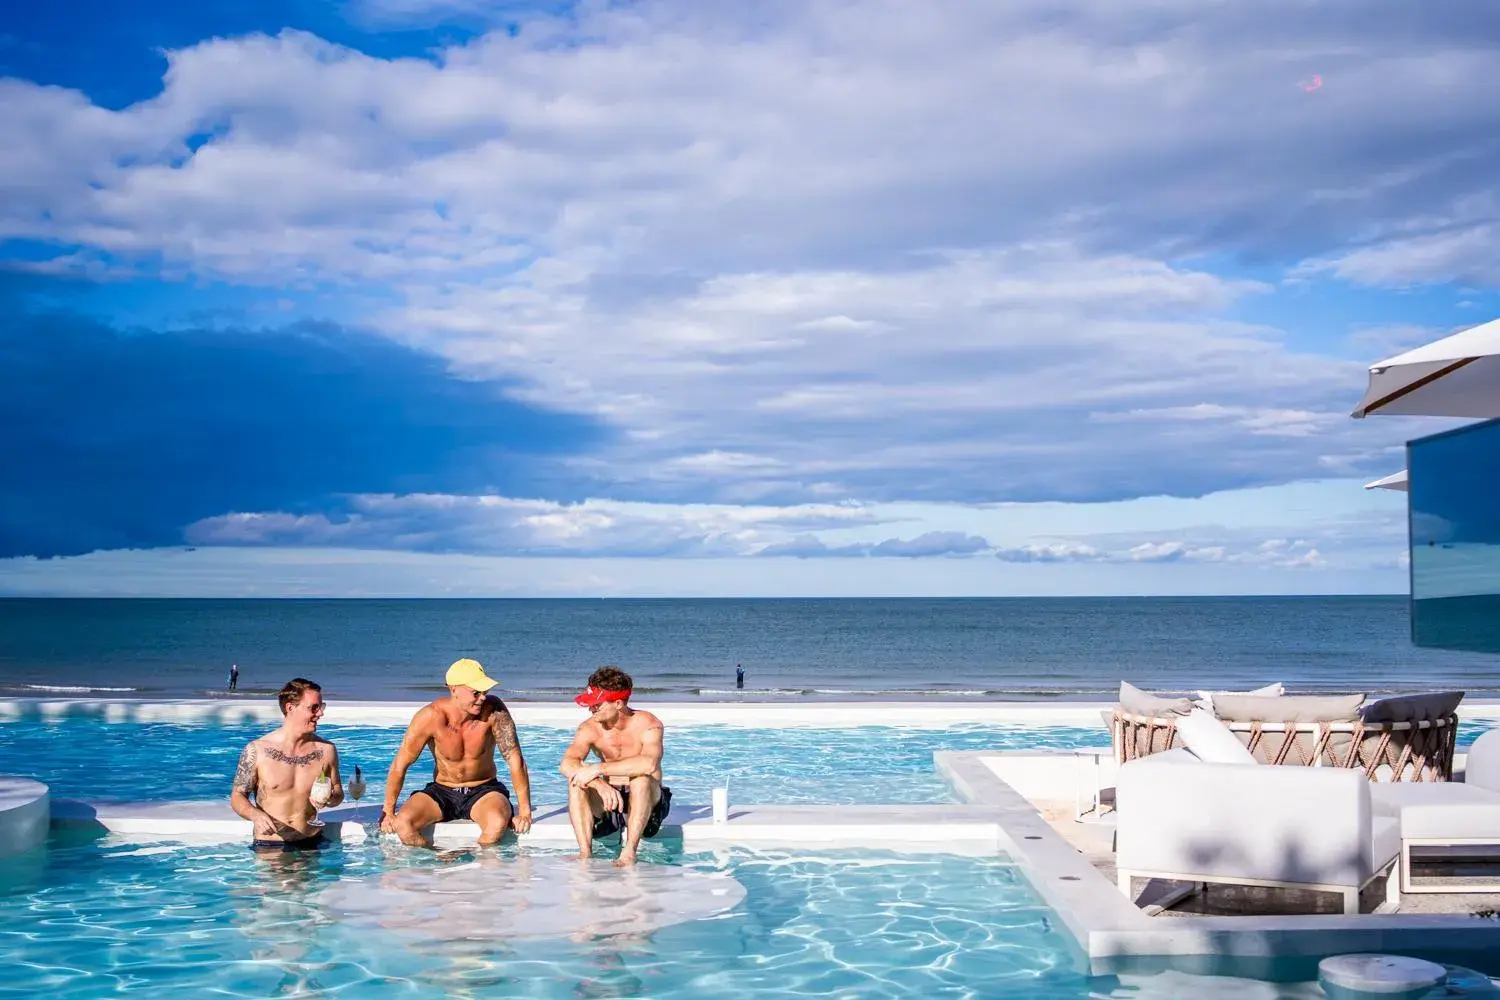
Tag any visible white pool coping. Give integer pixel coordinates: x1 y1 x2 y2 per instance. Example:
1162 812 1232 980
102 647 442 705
48 797 1003 852
936 750 1500 976
0 777 49 857
7 696 1500 728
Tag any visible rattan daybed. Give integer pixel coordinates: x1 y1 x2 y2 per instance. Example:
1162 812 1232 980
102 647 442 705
1110 708 1459 782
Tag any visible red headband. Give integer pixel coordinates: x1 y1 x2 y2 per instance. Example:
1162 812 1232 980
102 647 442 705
575 685 631 708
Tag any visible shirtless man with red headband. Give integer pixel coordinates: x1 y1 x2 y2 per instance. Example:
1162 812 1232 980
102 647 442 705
560 666 672 866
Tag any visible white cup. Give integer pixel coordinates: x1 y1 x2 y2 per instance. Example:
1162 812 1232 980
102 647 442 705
711 787 728 824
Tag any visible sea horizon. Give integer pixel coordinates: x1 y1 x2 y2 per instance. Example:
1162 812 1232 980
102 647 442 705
4 595 1496 704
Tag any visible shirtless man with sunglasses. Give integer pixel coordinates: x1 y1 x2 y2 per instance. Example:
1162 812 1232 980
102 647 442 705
230 677 344 851
380 658 534 848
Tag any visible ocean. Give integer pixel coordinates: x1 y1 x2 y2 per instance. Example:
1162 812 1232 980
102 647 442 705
0 596 1496 702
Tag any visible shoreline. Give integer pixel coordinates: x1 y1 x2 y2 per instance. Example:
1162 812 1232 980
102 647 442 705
6 696 1500 728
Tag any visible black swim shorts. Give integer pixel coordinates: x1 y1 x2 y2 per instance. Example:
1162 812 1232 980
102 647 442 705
592 784 672 840
251 828 328 852
413 779 510 822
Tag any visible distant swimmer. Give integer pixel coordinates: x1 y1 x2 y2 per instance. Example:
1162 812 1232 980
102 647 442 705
228 663 239 692
380 658 533 848
230 678 343 851
562 666 671 866
735 664 744 690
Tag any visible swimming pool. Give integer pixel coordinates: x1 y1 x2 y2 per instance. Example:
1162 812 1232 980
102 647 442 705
1 833 1095 998
7 832 1496 999
0 719 1109 805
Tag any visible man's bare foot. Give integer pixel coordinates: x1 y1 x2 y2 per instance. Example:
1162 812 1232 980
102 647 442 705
614 850 638 867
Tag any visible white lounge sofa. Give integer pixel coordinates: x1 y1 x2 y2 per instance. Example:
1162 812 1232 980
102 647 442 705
1115 748 1401 914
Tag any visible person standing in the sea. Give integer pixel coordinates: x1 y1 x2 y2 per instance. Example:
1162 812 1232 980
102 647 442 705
735 664 744 690
229 663 240 691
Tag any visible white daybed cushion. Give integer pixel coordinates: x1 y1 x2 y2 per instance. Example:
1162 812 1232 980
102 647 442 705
1195 682 1284 714
1402 802 1500 840
1174 709 1258 765
1369 781 1499 818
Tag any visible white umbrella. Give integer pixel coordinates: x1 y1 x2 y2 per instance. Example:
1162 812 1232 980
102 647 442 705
1352 316 1500 418
1363 469 1409 492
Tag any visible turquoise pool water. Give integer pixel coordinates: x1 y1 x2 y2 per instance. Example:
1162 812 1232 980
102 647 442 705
8 833 1494 999
0 719 1109 805
0 833 1098 999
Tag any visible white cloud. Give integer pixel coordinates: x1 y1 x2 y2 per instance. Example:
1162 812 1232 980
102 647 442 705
1297 220 1500 288
186 494 892 557
2 478 1411 594
177 480 1400 574
4 0 1496 517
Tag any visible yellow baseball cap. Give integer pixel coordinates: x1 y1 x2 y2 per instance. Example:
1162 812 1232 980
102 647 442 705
445 658 497 692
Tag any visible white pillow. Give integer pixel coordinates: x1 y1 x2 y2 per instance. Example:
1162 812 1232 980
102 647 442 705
1174 709 1258 765
1195 682 1284 714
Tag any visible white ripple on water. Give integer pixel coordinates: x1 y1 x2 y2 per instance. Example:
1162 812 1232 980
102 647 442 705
318 853 747 943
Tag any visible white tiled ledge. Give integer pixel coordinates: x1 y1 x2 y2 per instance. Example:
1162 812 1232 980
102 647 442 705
48 798 1004 851
0 777 49 856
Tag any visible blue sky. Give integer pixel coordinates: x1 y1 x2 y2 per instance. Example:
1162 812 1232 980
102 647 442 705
3 0 1499 596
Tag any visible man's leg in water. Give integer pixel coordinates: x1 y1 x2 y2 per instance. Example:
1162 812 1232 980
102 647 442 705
616 775 661 867
567 781 604 859
468 791 514 847
392 791 443 848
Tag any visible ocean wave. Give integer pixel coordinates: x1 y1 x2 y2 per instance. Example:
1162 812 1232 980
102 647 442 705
22 684 139 693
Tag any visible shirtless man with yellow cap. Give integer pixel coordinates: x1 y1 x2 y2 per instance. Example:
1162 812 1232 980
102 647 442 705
379 658 533 848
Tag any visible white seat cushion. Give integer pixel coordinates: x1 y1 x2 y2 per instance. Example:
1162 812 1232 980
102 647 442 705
1369 782 1500 818
1402 802 1500 840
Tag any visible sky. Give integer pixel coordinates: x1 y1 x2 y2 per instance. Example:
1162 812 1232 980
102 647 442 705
2 0 1498 597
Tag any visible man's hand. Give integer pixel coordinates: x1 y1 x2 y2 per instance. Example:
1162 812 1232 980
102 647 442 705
594 781 623 813
571 764 603 787
379 808 398 834
511 809 533 834
251 811 279 838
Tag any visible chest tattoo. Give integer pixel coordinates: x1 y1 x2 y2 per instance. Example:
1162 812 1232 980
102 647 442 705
261 744 325 767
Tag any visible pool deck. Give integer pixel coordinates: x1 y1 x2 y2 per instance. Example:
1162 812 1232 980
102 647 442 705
938 750 1500 977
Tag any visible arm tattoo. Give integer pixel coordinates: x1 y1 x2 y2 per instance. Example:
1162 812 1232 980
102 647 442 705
234 744 258 795
492 709 520 757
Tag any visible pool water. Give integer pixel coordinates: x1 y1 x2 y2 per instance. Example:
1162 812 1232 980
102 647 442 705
0 719 1109 805
0 833 1100 999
